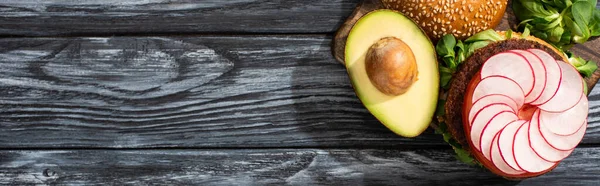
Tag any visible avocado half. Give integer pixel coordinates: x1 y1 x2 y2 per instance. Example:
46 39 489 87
345 10 439 137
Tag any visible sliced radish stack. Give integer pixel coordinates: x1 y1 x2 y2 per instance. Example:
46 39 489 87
509 50 547 103
539 93 588 136
497 119 525 171
528 49 562 105
470 104 515 152
480 117 520 159
472 76 525 109
491 132 526 175
529 109 575 162
536 62 584 112
481 52 535 96
468 94 519 125
539 115 587 151
513 122 556 173
464 49 588 176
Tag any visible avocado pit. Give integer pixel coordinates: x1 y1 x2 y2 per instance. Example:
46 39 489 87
365 37 418 96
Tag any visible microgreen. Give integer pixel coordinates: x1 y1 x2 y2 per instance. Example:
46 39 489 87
514 0 600 50
565 51 598 77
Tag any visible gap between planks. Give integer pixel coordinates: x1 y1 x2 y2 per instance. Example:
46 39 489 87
0 32 335 39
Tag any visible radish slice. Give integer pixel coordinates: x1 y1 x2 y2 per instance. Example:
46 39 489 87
470 104 515 152
539 116 587 151
509 50 547 103
472 76 525 109
498 120 525 171
481 52 535 96
537 61 584 112
528 49 562 105
468 94 519 126
529 109 574 162
539 93 588 136
513 122 555 173
480 116 520 160
491 132 526 175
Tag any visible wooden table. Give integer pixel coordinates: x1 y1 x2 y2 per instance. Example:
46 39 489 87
0 1 599 185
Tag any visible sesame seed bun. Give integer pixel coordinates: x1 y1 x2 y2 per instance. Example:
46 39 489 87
381 0 508 40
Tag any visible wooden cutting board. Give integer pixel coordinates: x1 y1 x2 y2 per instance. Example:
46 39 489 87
332 0 600 91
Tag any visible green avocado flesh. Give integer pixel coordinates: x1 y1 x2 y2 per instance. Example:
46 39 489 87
345 10 439 137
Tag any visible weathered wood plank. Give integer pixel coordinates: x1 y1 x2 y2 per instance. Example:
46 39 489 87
0 0 360 36
0 148 598 185
0 36 599 148
0 35 440 148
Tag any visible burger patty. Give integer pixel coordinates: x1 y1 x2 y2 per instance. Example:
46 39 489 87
444 38 564 148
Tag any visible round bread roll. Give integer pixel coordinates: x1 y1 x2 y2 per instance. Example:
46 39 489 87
381 0 508 40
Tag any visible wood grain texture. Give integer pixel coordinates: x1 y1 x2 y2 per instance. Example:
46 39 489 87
0 36 600 148
0 0 360 36
0 148 599 185
0 35 442 148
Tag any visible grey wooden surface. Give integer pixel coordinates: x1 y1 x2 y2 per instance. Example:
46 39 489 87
0 0 360 36
0 36 443 148
1 36 600 149
0 0 600 185
1 148 599 185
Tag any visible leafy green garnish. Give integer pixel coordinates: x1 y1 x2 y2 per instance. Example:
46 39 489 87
434 30 503 90
514 0 600 50
435 100 446 117
439 66 454 89
465 41 492 58
522 26 532 38
565 51 598 77
505 29 513 39
577 61 598 77
464 29 504 43
584 80 589 95
436 34 458 69
433 122 476 165
454 147 477 166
